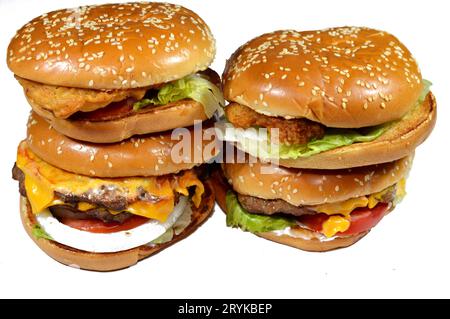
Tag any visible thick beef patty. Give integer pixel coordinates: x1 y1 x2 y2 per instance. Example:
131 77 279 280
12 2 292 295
12 165 150 224
237 193 315 216
50 205 133 224
237 186 397 217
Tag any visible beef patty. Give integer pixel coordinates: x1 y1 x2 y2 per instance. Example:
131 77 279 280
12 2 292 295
49 205 133 224
12 165 158 224
237 193 316 216
237 186 397 217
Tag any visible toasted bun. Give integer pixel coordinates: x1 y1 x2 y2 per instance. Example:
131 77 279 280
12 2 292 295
20 180 215 271
222 155 412 206
210 169 367 252
278 92 436 169
27 112 219 177
256 230 368 252
8 2 215 89
223 27 422 128
34 99 208 143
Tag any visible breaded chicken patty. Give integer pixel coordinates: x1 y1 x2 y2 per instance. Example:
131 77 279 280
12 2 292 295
17 76 147 118
225 102 324 145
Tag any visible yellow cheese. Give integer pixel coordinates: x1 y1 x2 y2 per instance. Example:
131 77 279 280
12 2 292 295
16 142 204 222
126 200 174 221
367 195 379 209
313 179 406 216
23 173 54 214
396 178 407 202
77 202 96 211
314 197 369 217
174 170 205 208
321 215 351 238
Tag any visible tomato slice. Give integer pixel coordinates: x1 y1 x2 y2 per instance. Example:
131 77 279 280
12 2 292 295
339 203 389 236
298 203 390 236
298 213 329 233
60 215 149 233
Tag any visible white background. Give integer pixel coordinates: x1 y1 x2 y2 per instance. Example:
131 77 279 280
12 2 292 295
0 0 448 299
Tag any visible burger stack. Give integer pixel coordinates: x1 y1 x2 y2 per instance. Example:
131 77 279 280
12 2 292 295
213 27 436 251
9 2 223 270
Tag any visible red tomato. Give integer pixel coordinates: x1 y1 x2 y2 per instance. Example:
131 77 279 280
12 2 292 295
298 203 389 236
298 213 329 232
60 215 149 233
339 203 389 236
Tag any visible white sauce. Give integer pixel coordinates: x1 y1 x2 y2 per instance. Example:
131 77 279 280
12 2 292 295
36 196 188 253
271 226 338 242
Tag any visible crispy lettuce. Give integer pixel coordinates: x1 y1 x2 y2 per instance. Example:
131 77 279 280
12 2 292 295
226 191 294 233
276 125 387 159
133 74 224 118
150 205 193 245
150 228 174 245
419 79 432 104
32 224 53 240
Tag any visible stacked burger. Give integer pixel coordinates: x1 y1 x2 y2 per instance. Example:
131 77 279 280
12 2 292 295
213 27 436 251
9 2 222 270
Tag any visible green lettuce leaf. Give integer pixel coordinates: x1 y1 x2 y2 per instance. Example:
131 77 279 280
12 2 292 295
419 79 432 103
133 74 224 118
32 224 53 240
226 191 295 233
276 125 387 159
150 228 174 245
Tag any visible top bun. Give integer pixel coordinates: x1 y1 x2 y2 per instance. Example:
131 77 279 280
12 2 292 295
7 2 215 89
223 27 422 128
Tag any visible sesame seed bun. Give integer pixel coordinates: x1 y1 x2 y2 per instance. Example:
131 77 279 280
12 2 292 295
223 27 423 128
20 179 215 271
210 168 369 252
26 112 219 177
8 2 215 89
222 155 412 206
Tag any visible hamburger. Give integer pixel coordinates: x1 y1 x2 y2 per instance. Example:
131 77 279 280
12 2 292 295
213 27 436 250
9 2 222 143
9 2 221 271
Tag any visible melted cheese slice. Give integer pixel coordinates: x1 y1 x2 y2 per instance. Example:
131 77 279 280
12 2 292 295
311 180 406 237
312 181 405 217
16 142 204 222
313 197 369 218
321 216 351 238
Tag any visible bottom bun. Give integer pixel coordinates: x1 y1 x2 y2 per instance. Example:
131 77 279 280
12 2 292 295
257 229 368 252
211 168 368 252
20 180 215 271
